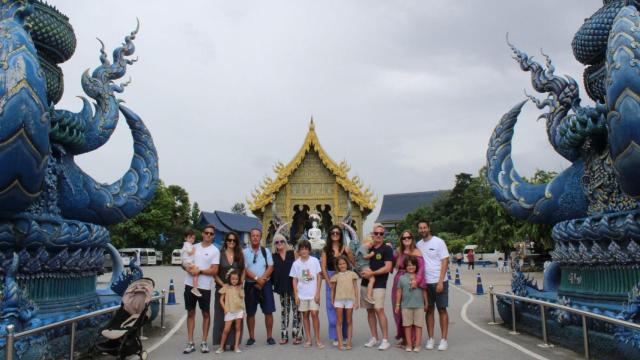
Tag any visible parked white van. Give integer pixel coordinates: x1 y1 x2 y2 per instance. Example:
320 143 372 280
171 249 182 265
119 248 157 266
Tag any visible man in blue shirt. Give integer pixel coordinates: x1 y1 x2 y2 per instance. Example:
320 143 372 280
243 228 276 345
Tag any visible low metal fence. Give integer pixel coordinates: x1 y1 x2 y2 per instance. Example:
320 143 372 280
488 286 640 360
3 289 167 360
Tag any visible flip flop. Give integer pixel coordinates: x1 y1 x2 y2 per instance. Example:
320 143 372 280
293 338 303 345
317 343 325 349
279 338 289 345
303 342 312 348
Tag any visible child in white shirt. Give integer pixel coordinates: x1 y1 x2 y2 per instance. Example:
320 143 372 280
181 231 201 297
290 240 323 348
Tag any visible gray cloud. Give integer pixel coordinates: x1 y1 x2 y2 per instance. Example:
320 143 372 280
54 0 601 230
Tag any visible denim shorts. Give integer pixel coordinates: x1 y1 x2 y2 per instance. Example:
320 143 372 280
426 281 448 309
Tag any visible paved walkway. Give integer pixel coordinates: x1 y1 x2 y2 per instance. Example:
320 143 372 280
99 265 583 360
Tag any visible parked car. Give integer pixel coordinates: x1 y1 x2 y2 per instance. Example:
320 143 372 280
119 248 157 266
171 249 182 265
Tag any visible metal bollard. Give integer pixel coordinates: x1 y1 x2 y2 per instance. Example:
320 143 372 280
6 324 14 360
509 296 519 335
69 322 76 360
582 315 590 359
488 285 499 325
538 304 553 348
161 289 166 329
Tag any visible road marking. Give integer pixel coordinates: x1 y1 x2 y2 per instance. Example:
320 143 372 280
147 313 188 354
453 285 551 360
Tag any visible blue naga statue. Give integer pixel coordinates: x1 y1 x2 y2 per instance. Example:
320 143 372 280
0 0 158 358
487 1 640 357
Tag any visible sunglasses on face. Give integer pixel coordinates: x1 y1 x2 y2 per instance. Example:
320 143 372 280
401 236 413 240
203 232 214 236
226 238 237 243
373 232 384 236
253 252 258 264
274 240 285 245
330 231 340 236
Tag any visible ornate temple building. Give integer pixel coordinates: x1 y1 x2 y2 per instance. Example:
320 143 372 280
248 120 376 245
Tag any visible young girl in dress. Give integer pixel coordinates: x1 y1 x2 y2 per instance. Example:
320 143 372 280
329 256 359 350
217 270 245 354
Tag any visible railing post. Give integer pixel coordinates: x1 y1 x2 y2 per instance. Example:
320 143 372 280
509 296 519 335
69 321 76 360
5 324 14 360
488 285 499 325
161 289 166 329
582 315 590 359
538 304 553 348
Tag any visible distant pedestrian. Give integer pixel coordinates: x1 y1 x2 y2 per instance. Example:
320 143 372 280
329 255 359 350
455 253 463 267
216 270 245 354
466 250 475 270
394 256 428 352
290 240 324 348
243 228 276 346
416 219 449 351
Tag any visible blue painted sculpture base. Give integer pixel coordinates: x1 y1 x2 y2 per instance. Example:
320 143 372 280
497 295 640 360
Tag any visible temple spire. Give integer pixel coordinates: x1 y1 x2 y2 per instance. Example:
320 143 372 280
309 116 315 130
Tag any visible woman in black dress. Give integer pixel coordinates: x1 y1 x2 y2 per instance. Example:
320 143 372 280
272 233 302 344
212 232 245 349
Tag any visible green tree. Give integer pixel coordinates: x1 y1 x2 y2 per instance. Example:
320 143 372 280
190 202 201 227
395 168 556 255
108 181 197 255
231 202 247 215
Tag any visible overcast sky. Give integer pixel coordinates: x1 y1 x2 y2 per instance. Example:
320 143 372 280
54 0 601 229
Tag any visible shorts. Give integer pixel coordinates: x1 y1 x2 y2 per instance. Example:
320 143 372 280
184 285 211 312
299 299 320 312
360 287 386 309
224 310 245 321
244 280 276 316
426 281 449 309
401 308 425 327
334 299 354 309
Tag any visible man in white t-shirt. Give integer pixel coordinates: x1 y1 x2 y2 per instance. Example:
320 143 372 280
182 224 220 354
415 219 449 351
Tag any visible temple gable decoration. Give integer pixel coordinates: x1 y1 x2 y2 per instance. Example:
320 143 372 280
248 119 376 244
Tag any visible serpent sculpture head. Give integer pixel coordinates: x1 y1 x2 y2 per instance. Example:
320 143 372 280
487 0 640 291
0 0 159 226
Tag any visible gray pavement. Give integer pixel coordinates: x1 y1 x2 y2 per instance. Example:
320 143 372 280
98 265 586 360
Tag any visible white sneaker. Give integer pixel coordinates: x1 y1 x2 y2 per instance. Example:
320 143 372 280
378 339 391 351
425 338 435 350
364 337 378 348
438 339 448 351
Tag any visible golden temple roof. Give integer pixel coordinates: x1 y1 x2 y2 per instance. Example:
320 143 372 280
248 119 377 213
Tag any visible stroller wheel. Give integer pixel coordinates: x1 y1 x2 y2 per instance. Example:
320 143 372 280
140 350 148 360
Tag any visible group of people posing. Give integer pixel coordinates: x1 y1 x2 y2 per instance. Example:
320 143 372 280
180 219 450 355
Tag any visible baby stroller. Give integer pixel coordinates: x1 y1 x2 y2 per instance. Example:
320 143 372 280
94 278 155 359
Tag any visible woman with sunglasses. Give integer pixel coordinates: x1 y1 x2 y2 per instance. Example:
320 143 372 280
392 230 425 347
212 232 245 350
321 225 355 346
271 233 303 345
